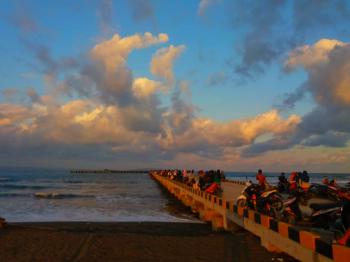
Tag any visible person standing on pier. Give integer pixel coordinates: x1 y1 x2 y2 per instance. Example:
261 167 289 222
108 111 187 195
256 169 268 190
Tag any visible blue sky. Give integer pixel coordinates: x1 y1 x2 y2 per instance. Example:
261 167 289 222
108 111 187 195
0 0 310 118
0 0 350 172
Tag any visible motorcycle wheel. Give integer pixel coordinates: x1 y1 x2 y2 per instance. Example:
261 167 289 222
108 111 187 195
329 218 346 240
282 209 297 225
342 201 350 229
267 193 284 220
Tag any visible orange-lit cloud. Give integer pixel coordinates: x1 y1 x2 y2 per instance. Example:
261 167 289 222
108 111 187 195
285 38 350 106
285 39 345 69
91 32 168 72
150 45 185 83
158 109 300 151
246 38 350 157
1 33 349 171
132 77 164 99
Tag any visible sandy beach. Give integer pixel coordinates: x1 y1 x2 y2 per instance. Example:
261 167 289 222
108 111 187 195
0 222 296 262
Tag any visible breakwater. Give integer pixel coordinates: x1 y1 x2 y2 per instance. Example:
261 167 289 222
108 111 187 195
150 173 350 262
70 169 149 174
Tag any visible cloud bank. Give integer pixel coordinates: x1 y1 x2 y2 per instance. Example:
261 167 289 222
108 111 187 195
228 0 350 77
244 39 350 156
0 31 305 168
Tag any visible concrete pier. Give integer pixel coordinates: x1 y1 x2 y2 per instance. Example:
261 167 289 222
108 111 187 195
151 173 350 262
70 169 150 174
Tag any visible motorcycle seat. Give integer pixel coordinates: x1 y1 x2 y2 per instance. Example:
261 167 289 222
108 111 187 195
309 202 341 211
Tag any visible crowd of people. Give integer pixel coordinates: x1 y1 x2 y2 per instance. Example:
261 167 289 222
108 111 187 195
248 169 311 193
151 169 225 195
152 168 338 196
275 170 344 195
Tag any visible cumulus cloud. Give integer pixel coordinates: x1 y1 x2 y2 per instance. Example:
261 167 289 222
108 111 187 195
0 36 299 167
150 45 185 84
203 110 299 147
278 85 307 110
131 77 164 99
0 98 156 146
245 38 350 156
229 0 350 77
91 32 168 72
163 81 196 134
301 131 350 148
0 32 181 165
285 39 345 70
1 88 20 102
229 0 286 76
159 108 300 158
4 27 348 169
62 32 168 105
285 38 350 107
0 104 33 126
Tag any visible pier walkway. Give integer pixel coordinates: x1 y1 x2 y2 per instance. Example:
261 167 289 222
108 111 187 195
151 173 350 262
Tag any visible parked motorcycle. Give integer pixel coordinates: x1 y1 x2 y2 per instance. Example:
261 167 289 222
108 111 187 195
282 185 344 227
236 181 284 219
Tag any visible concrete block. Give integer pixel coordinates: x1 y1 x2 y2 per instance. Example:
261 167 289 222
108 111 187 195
299 230 320 251
333 244 350 262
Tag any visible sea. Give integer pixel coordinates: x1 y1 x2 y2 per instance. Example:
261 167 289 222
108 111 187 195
0 167 349 222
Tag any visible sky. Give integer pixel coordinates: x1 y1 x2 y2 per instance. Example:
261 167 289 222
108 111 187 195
0 0 350 173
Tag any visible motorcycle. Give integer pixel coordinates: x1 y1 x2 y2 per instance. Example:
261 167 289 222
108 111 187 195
282 184 344 227
323 185 350 238
236 181 284 219
325 184 350 202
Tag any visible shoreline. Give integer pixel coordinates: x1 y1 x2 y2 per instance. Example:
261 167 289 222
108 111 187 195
0 221 296 261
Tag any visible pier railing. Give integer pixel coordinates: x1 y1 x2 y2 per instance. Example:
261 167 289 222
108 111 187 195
151 173 350 262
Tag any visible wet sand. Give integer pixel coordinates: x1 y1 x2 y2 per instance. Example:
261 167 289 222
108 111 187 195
0 222 296 262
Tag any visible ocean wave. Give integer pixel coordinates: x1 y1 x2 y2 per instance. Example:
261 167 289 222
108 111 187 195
34 192 94 199
0 184 51 190
0 192 31 198
0 177 12 182
63 180 84 184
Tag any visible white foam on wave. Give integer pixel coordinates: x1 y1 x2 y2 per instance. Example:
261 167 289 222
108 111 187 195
33 192 94 199
34 192 60 198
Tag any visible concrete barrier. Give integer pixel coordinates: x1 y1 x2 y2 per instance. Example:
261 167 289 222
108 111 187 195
151 174 350 262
